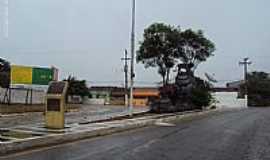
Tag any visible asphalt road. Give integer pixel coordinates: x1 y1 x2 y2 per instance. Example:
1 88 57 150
2 107 270 160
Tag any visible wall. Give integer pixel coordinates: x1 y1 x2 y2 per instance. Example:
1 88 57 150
213 92 247 108
84 98 106 105
0 88 45 104
133 98 148 107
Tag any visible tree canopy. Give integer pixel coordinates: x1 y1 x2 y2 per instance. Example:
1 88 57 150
137 23 216 86
64 75 89 98
179 29 216 70
244 71 270 106
137 23 180 85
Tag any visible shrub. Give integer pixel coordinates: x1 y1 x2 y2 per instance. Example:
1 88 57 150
191 77 213 107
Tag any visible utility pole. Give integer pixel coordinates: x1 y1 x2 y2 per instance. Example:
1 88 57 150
121 50 131 107
129 0 136 116
239 57 252 94
239 57 252 106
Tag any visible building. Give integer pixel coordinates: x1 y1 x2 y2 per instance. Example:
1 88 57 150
133 87 159 106
88 86 118 105
88 86 160 106
226 80 245 91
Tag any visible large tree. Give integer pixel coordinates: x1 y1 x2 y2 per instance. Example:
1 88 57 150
178 29 216 71
137 23 180 86
137 23 216 86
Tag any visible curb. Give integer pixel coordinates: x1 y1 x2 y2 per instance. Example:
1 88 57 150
0 109 218 156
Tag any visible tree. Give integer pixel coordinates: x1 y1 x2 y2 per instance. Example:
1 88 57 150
0 58 11 88
137 23 180 86
64 76 89 99
191 77 213 108
246 72 270 97
137 23 216 86
243 71 270 106
178 29 216 71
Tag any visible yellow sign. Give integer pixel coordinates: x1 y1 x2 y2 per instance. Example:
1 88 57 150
11 65 33 84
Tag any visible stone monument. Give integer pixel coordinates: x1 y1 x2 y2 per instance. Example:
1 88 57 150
45 81 68 129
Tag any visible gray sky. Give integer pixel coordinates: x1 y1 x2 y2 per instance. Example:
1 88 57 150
1 0 270 87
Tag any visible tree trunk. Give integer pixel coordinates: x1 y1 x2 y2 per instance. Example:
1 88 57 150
162 75 166 87
166 69 170 85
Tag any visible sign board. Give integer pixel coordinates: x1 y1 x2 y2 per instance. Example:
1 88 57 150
32 67 53 85
11 65 55 85
11 65 33 84
47 99 61 111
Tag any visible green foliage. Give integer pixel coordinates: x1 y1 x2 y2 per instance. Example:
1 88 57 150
64 75 89 98
0 58 11 88
179 29 216 70
247 72 270 96
191 77 213 107
137 23 216 86
137 23 180 85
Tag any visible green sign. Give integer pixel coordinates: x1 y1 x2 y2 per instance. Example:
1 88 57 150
32 68 53 85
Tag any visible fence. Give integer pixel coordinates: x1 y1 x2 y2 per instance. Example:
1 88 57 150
0 87 46 105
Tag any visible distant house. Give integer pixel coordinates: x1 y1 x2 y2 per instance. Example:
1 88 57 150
226 80 245 91
226 80 245 98
133 87 159 106
88 86 160 106
88 86 118 105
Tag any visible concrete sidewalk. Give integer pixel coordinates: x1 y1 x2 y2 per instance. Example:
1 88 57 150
0 108 221 156
0 105 149 128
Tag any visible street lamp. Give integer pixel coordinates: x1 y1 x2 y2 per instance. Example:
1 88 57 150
129 0 136 116
239 57 252 107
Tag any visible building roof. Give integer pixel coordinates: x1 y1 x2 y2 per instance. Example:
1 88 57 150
226 80 244 89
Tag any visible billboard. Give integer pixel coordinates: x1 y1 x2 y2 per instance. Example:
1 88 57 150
11 65 33 84
32 68 53 85
11 65 56 85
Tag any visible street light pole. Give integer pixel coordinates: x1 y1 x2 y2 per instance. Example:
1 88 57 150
121 50 131 107
239 57 252 106
129 0 136 117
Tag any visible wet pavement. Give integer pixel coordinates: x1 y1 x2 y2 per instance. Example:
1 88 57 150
0 105 149 128
2 107 270 160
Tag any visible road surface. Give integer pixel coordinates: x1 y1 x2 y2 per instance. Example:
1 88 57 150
2 107 270 160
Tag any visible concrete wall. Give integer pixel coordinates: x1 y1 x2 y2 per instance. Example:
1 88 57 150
0 104 45 114
213 92 247 108
84 98 105 105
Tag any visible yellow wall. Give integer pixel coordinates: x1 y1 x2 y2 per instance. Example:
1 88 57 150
133 98 148 106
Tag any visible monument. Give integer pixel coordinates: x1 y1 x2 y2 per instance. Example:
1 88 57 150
45 81 68 129
151 63 197 113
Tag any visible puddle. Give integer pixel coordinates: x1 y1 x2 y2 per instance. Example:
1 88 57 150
155 122 176 127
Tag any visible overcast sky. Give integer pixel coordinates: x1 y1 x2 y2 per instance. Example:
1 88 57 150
0 0 270 87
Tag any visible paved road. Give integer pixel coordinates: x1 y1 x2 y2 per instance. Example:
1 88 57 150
2 107 270 160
